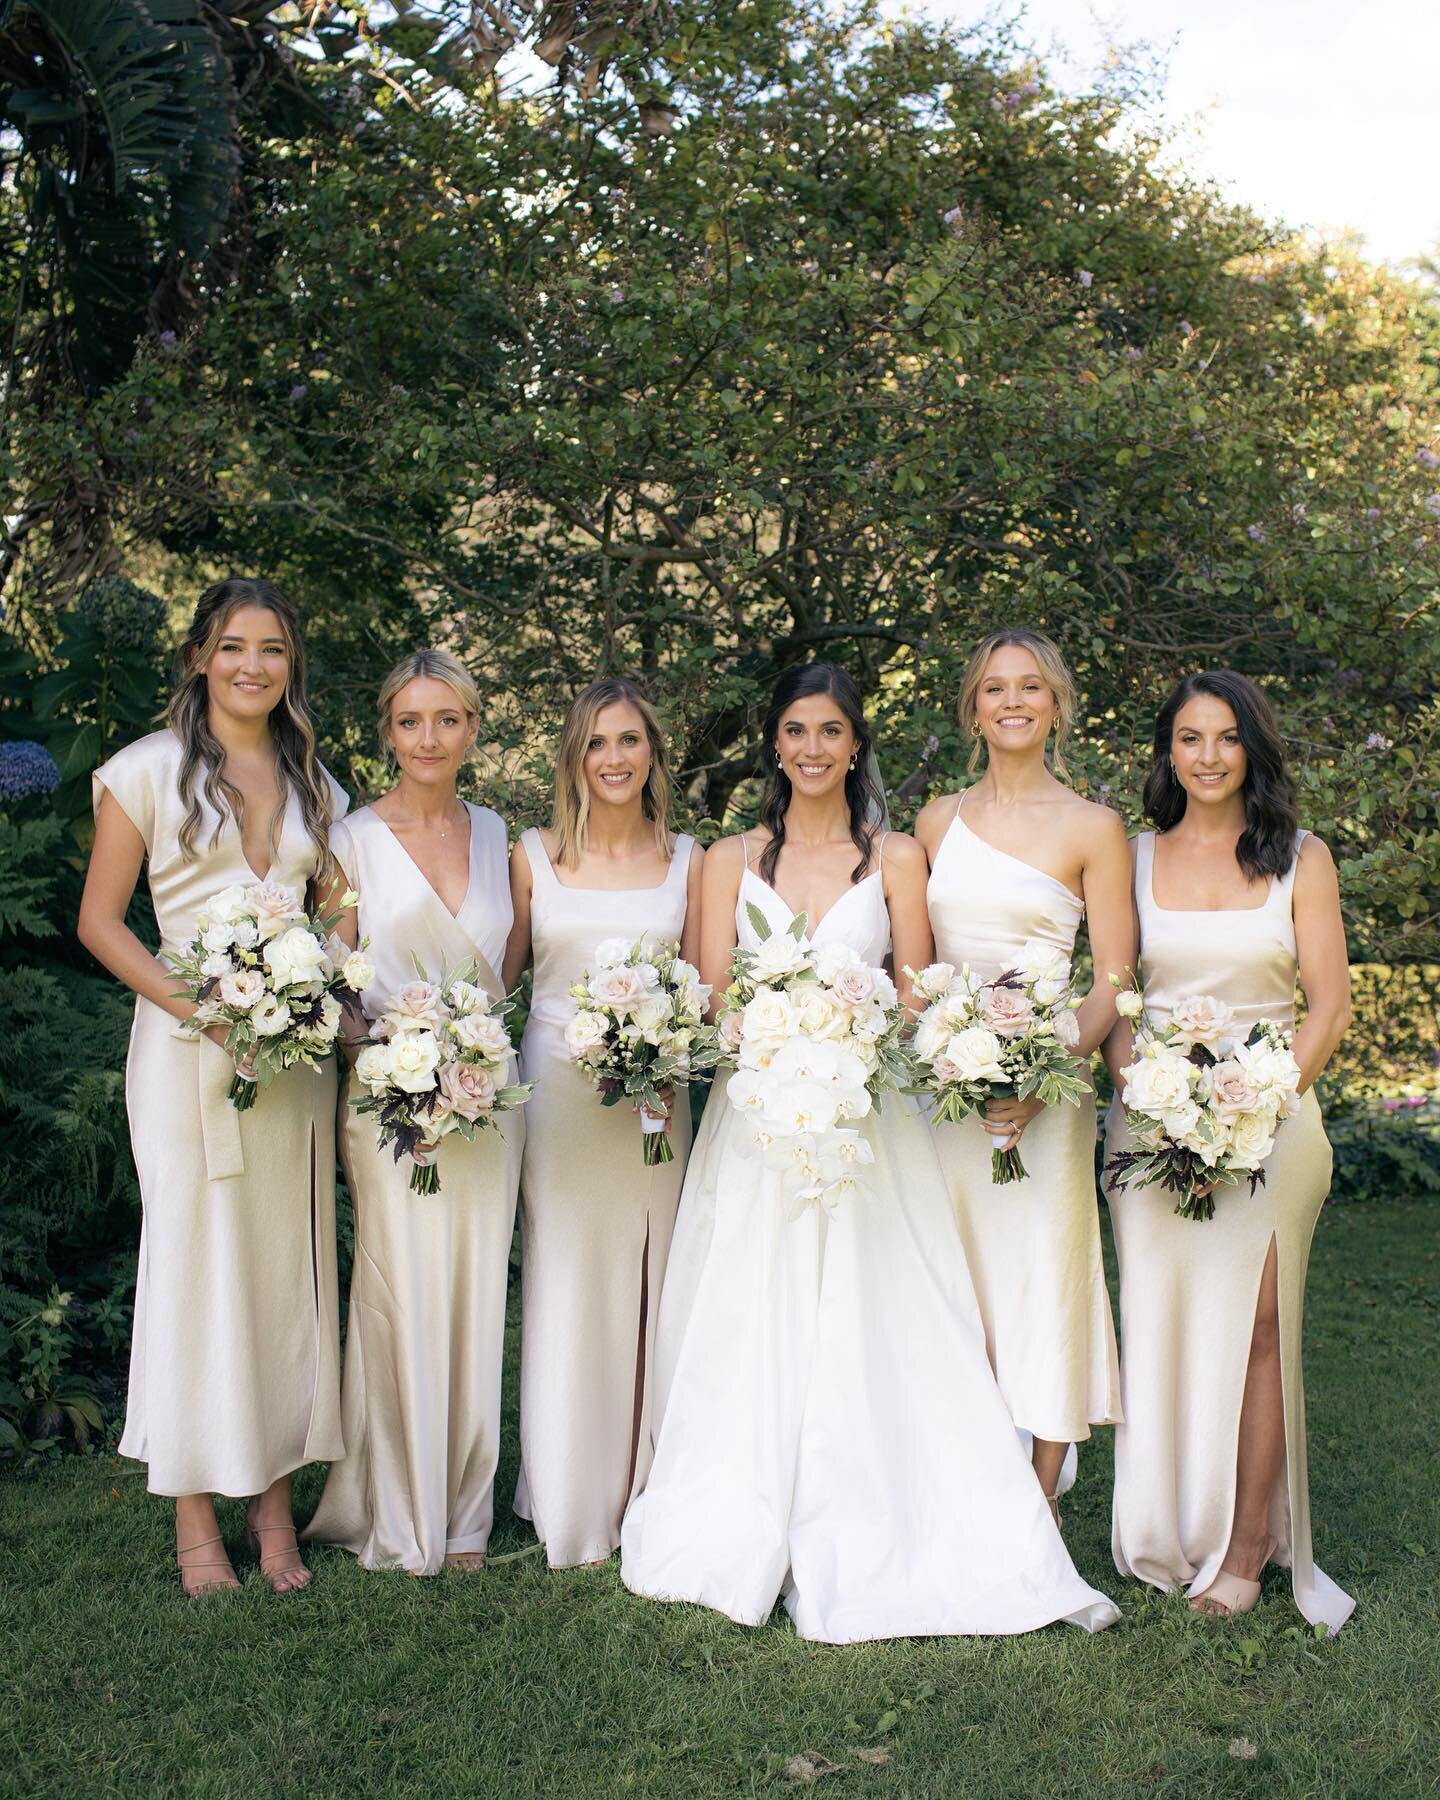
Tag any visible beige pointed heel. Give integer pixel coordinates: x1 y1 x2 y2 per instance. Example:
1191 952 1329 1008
1190 1538 1275 1618
244 1506 313 1594
176 1532 240 1597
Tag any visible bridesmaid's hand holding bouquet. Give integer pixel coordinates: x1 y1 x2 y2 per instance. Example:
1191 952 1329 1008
906 942 1089 1184
1103 978 1302 1221
350 963 532 1194
566 937 721 1165
167 880 372 1110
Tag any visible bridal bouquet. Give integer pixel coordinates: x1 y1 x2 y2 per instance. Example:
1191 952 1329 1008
350 964 532 1194
566 938 721 1165
716 904 910 1216
167 879 372 1110
906 943 1089 1184
1103 982 1302 1221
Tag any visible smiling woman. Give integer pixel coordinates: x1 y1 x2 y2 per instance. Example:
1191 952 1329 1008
76 577 348 1597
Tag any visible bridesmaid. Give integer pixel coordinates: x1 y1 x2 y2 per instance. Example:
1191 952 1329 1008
504 677 702 1568
1102 671 1353 1628
304 649 522 1575
78 577 346 1594
916 628 1131 1517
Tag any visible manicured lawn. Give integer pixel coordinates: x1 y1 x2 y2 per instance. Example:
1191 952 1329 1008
2 1199 1437 1797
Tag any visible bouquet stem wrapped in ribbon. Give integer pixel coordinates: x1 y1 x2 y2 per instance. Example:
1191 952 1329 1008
166 880 372 1110
905 943 1089 1184
1103 978 1302 1222
566 938 721 1165
350 962 532 1194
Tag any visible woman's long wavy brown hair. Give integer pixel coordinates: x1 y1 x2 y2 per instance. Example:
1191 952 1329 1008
164 577 336 879
550 677 675 869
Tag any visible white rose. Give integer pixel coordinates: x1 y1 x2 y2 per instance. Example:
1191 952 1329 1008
251 994 293 1036
812 941 862 984
444 979 486 1015
354 1043 394 1090
871 968 898 1011
247 880 308 942
387 1031 442 1094
1226 1109 1277 1172
1123 1051 1195 1117
1019 940 1070 984
750 931 811 982
378 980 447 1035
1234 1037 1301 1100
1115 988 1145 1019
830 962 878 1008
1168 993 1238 1055
204 884 252 926
1203 1058 1262 1119
1032 975 1069 1008
263 926 331 991
595 937 635 968
740 988 799 1052
565 1010 610 1061
201 922 235 954
945 1027 1009 1084
218 968 267 1011
911 961 957 1002
914 1009 949 1063
341 952 376 992
588 964 648 1015
629 993 674 1045
455 1011 512 1058
794 986 844 1040
717 1008 746 1054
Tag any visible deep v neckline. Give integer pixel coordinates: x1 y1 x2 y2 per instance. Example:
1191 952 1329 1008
370 806 477 923
742 866 881 939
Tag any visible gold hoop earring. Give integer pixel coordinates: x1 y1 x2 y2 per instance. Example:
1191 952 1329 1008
970 722 981 738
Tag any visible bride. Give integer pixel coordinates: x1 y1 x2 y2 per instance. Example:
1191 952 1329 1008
620 662 1118 1643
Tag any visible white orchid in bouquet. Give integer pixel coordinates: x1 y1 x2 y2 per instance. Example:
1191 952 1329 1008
166 880 372 1110
905 941 1089 1184
715 903 910 1216
350 961 532 1194
1103 976 1302 1221
566 937 722 1165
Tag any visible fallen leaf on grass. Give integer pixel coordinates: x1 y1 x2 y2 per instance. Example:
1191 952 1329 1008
848 1745 893 1766
785 1752 845 1785
1228 1738 1259 1761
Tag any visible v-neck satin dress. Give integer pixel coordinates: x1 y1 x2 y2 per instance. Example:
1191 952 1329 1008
512 828 696 1567
304 803 523 1572
1104 831 1354 1632
93 728 348 1498
926 793 1121 1447
621 856 1119 1644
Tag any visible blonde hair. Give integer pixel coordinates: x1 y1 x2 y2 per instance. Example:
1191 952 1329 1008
958 627 1075 777
551 677 674 870
165 577 336 880
376 649 481 756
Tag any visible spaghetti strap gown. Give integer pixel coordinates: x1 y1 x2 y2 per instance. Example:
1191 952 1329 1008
513 828 696 1567
926 793 1121 1446
92 728 347 1498
620 856 1119 1643
1104 830 1354 1632
304 804 522 1572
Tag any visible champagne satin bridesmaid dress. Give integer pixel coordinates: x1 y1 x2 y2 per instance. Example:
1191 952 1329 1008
93 729 346 1498
513 827 695 1567
926 791 1121 1447
1104 830 1354 1632
304 803 523 1572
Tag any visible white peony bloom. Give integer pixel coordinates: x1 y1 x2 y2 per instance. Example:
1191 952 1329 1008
263 926 331 991
565 1010 610 1061
251 994 293 1036
387 1031 442 1094
218 968 266 1011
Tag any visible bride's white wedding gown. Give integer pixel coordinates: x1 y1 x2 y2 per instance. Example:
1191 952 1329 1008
620 861 1119 1643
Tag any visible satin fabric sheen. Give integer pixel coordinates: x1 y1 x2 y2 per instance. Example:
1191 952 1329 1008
304 805 522 1572
512 830 695 1567
1104 830 1354 1633
93 729 346 1498
621 860 1120 1642
925 795 1121 1446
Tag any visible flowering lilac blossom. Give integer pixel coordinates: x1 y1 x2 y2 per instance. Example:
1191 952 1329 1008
1078 269 1093 289
1247 523 1267 543
1365 733 1392 751
0 740 61 800
1416 447 1439 470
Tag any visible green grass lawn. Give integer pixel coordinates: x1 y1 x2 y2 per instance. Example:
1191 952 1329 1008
3 1199 1437 1798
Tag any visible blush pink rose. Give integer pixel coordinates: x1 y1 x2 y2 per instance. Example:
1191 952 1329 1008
718 1008 745 1052
437 1062 497 1121
930 1053 963 1085
1204 1059 1261 1118
981 983 1036 1037
246 880 306 941
831 963 878 1008
1168 993 1237 1054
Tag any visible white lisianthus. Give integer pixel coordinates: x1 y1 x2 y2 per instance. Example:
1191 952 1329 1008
230 917 259 951
594 937 634 968
946 1026 1009 1084
264 926 332 991
201 922 236 954
750 931 811 982
914 1009 949 1062
354 1044 393 1090
218 968 267 1011
812 940 862 984
342 952 376 992
1019 940 1070 985
251 994 293 1036
1122 1051 1195 1116
315 993 344 1041
1032 974 1069 1007
1053 1007 1081 1051
201 952 235 980
1114 988 1145 1019
387 1031 442 1094
1234 1037 1302 1102
564 1010 610 1061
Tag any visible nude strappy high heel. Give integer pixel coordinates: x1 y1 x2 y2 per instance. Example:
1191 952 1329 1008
176 1533 240 1597
244 1506 313 1594
1189 1539 1275 1618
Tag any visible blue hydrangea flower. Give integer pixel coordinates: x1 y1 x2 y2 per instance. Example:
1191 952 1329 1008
0 740 61 800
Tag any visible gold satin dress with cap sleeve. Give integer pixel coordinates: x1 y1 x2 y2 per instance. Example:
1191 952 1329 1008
1103 829 1354 1633
92 728 346 1498
303 803 523 1573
